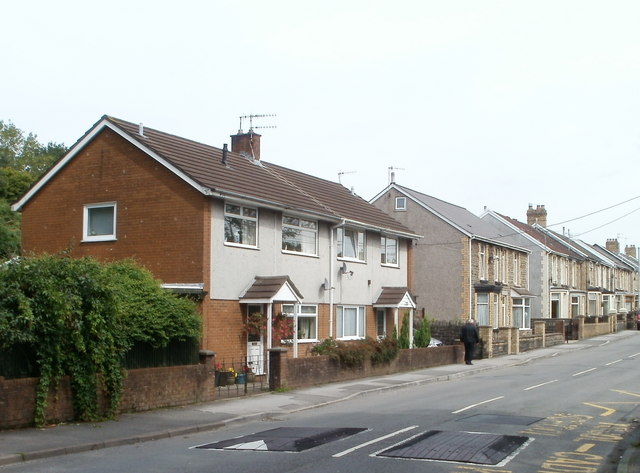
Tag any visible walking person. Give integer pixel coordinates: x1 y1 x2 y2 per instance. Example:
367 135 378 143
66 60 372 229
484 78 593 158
460 318 479 365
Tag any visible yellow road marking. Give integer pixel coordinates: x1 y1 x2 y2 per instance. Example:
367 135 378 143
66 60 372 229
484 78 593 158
583 403 616 416
575 443 596 452
611 389 640 398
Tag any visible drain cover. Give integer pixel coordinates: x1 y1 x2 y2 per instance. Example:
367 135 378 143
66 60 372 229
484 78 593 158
461 414 543 426
377 430 530 465
194 427 366 452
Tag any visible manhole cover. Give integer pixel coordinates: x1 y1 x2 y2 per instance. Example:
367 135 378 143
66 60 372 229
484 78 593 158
461 414 543 425
377 430 530 465
194 427 367 452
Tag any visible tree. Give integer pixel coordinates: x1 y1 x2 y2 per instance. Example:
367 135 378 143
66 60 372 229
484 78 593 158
0 120 64 173
0 120 67 260
414 316 432 348
0 200 20 260
398 311 411 349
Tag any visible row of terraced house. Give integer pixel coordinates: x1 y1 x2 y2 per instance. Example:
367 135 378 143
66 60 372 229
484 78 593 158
12 116 639 371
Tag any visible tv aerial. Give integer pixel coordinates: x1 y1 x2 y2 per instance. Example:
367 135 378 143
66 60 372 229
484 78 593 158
388 166 405 184
338 170 356 184
238 114 277 133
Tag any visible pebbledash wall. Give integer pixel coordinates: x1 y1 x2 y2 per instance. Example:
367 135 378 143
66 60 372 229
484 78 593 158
0 353 216 429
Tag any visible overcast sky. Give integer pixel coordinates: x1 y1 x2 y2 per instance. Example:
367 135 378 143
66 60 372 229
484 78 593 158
4 1 640 252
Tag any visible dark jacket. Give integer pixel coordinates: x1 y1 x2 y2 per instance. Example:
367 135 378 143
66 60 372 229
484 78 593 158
460 322 479 344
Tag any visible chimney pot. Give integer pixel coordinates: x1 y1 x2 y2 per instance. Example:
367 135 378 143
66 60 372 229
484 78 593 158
606 238 620 254
231 130 261 160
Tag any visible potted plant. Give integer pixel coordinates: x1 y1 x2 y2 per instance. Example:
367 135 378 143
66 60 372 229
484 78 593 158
245 312 266 336
214 362 227 386
226 367 237 384
243 364 255 383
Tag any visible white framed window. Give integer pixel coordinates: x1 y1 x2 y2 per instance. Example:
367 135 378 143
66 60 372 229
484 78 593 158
476 293 489 325
282 216 317 255
337 227 366 261
571 295 582 317
381 236 398 266
588 292 598 316
83 202 116 241
224 203 257 247
513 253 520 286
395 196 406 211
478 243 487 280
282 304 318 341
493 294 500 328
336 306 365 339
376 309 386 339
513 297 531 329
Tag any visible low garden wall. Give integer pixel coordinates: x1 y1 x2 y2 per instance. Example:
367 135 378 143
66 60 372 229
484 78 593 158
270 345 464 391
0 352 216 429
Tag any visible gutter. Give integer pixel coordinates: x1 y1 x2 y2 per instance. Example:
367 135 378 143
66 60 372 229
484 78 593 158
469 236 474 320
329 220 347 337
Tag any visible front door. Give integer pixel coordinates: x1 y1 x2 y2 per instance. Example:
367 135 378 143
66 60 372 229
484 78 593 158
246 304 265 375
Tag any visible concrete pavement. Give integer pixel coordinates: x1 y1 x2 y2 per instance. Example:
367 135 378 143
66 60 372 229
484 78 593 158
1 331 638 471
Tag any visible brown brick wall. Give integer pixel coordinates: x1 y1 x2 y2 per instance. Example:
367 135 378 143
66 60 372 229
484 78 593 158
0 360 216 429
275 345 463 390
20 128 208 284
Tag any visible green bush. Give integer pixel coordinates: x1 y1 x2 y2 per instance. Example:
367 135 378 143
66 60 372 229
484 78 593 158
367 337 399 365
311 336 400 368
0 255 201 426
398 311 411 349
414 316 432 348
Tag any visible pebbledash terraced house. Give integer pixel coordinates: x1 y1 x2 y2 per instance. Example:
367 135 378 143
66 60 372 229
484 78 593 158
12 115 420 372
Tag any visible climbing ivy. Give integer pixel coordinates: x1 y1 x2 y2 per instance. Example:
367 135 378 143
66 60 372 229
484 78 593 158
0 255 201 426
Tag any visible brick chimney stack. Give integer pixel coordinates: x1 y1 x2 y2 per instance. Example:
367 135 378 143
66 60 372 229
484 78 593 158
606 238 620 254
231 130 261 160
625 245 637 258
526 204 547 227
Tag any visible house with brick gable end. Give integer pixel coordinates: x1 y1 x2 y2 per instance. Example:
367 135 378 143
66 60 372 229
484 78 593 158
12 116 420 370
370 183 531 330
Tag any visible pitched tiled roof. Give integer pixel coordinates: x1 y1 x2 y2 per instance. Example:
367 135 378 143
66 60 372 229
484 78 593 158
103 117 418 237
240 276 304 302
391 184 527 250
497 214 584 260
373 287 412 306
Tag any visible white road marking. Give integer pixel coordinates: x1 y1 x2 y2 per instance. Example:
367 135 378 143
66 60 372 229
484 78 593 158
573 368 597 376
451 396 504 414
605 359 622 366
333 425 419 457
524 379 558 391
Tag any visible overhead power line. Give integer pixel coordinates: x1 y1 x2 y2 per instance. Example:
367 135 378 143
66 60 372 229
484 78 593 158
548 194 640 228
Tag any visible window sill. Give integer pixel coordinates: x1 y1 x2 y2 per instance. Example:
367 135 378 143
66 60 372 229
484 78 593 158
381 263 399 268
81 237 117 243
281 250 319 258
337 257 366 264
224 242 259 250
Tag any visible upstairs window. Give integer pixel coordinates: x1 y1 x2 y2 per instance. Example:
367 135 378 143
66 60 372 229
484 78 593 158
282 216 317 255
395 196 406 211
478 243 487 280
224 203 257 247
380 235 398 266
83 203 116 241
337 227 366 261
